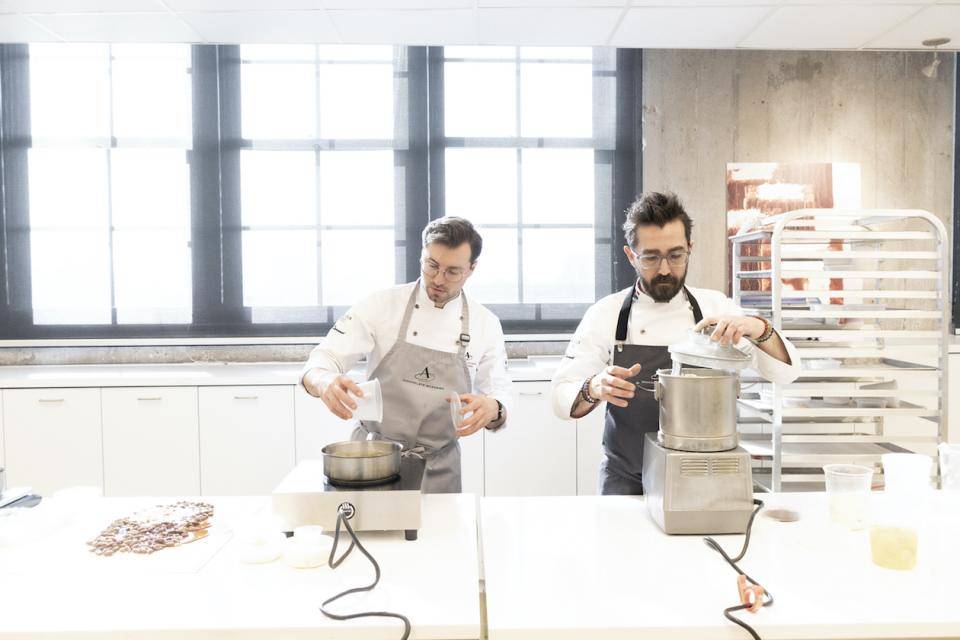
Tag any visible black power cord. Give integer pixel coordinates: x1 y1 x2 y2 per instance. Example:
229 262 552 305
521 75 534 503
703 499 773 640
319 506 412 640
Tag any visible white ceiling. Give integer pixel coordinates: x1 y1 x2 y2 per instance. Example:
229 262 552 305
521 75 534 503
0 0 958 50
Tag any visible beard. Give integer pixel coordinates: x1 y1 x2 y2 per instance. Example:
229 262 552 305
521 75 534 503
639 271 686 303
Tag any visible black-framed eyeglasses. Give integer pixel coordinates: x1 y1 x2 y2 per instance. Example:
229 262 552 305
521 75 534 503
421 258 469 283
634 249 690 271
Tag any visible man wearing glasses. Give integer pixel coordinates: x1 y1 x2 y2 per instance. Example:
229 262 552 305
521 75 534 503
301 216 512 493
551 192 800 495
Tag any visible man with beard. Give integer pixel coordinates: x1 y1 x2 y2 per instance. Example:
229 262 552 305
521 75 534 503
550 192 800 495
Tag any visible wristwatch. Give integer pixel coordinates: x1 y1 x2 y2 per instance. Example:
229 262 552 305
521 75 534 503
486 400 504 429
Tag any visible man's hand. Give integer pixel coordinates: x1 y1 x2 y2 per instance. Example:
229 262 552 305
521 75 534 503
694 315 765 346
450 393 499 438
320 374 364 420
588 363 642 408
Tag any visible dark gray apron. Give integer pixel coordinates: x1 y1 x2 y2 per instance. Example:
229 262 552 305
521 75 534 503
352 280 471 494
599 284 703 495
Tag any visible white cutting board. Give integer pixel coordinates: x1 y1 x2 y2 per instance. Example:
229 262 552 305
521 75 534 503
0 496 267 576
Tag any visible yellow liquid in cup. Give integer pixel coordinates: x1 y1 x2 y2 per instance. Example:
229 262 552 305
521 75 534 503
870 526 918 570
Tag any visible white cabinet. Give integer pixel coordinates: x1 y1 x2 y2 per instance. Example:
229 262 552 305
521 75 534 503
459 429 484 497
484 381 576 497
2 388 102 495
0 391 4 469
949 353 960 443
576 408 605 496
101 387 200 497
293 385 355 462
199 386 295 495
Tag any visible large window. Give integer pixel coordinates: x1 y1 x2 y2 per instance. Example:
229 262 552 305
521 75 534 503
442 46 597 309
27 44 192 326
0 45 639 340
238 45 396 318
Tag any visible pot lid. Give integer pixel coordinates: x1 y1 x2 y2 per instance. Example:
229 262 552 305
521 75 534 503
668 329 751 371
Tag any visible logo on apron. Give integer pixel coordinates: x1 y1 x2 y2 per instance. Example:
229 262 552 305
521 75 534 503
404 361 446 391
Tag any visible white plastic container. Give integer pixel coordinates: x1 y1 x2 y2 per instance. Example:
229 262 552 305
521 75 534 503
870 454 932 571
823 464 873 530
938 443 960 490
283 526 333 569
355 378 383 422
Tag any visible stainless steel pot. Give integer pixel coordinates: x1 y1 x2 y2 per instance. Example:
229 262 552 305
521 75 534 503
321 440 403 484
655 368 740 452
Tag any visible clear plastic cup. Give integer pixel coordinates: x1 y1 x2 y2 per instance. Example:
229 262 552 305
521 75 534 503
938 443 960 490
881 453 932 493
870 454 932 571
355 378 383 423
823 464 873 529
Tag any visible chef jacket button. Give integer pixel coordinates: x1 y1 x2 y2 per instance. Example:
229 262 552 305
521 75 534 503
415 304 420 309
640 329 646 334
413 331 418 336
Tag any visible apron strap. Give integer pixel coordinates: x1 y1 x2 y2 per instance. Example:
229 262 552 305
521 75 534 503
614 286 634 343
615 281 705 343
456 292 471 358
684 286 704 324
396 278 472 357
395 279 422 341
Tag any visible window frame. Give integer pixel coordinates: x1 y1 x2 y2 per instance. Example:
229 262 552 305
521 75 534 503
0 44 641 341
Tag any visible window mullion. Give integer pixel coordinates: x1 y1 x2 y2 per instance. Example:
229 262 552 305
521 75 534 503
612 48 642 293
0 44 32 333
400 46 430 284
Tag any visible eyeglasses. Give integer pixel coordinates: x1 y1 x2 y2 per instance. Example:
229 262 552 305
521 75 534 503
421 258 469 283
634 249 690 271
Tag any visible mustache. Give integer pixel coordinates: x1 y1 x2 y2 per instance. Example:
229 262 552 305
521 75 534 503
650 274 679 287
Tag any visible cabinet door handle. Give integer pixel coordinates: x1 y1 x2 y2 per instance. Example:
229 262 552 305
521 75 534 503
137 396 163 401
37 398 64 404
519 391 543 397
233 395 259 400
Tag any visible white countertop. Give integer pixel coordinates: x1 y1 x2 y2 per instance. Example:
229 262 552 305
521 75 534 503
0 494 481 639
481 492 960 640
0 357 561 388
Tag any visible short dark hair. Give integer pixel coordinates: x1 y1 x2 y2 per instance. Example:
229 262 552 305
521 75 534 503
623 191 693 248
422 216 483 263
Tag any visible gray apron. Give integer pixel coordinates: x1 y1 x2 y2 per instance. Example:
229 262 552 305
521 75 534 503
353 280 471 494
599 284 703 495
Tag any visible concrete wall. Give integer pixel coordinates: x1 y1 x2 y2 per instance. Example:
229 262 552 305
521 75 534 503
642 49 956 293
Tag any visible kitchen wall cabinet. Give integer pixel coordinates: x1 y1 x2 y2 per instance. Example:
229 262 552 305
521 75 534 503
101 387 200 497
199 386 295 496
2 388 102 495
484 381 577 497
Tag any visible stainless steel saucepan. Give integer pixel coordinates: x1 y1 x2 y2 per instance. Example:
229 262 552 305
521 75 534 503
321 440 403 484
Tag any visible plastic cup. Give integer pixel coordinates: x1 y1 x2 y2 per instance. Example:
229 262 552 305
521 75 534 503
881 453 932 493
823 464 873 529
355 378 383 423
938 444 960 490
870 454 931 571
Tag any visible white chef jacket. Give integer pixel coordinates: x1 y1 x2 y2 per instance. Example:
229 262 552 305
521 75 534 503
551 284 802 419
301 280 514 424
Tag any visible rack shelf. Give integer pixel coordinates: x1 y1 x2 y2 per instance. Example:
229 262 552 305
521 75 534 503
730 209 949 491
